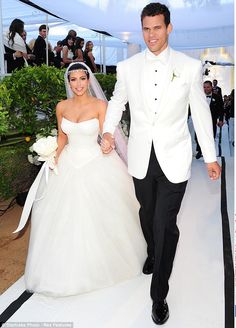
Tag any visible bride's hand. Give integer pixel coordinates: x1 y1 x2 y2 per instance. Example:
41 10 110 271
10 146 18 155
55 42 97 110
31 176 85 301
101 133 115 154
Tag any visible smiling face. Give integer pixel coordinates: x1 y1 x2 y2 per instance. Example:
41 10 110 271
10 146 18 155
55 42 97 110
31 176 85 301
67 37 74 47
204 82 213 95
69 70 89 96
142 14 172 56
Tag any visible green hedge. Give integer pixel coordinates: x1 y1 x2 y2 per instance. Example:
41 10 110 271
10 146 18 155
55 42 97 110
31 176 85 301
0 143 39 200
2 65 66 136
95 73 117 100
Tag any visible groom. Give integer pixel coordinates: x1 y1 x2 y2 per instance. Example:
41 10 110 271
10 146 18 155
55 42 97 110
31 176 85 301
102 2 221 325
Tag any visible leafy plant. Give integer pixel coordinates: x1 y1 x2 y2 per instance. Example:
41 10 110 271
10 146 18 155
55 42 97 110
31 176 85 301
95 73 116 100
2 65 66 135
0 143 39 200
0 83 11 136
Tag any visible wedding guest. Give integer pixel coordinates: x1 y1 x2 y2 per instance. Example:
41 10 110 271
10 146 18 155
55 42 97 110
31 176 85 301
53 40 64 68
228 89 234 146
21 30 35 66
212 79 223 99
84 41 97 73
3 18 28 73
61 29 77 46
195 80 224 159
61 36 79 68
74 37 85 62
223 94 230 125
33 24 54 66
102 3 221 325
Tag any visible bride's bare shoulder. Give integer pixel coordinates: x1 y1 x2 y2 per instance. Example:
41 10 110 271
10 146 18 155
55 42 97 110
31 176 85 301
92 98 107 117
91 97 107 108
56 98 72 112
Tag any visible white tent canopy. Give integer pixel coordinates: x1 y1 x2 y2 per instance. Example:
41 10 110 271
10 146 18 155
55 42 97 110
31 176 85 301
27 0 234 49
1 0 128 70
1 0 234 91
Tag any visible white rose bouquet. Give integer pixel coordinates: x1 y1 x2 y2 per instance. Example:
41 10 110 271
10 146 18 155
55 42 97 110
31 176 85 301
31 136 58 174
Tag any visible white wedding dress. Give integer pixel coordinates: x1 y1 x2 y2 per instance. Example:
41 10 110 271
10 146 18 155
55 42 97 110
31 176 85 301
24 117 146 297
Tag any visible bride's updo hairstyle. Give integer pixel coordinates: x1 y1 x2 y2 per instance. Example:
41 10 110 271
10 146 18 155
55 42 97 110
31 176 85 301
67 63 90 81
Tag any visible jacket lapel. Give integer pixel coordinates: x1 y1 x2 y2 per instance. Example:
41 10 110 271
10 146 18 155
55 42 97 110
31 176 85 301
139 51 154 121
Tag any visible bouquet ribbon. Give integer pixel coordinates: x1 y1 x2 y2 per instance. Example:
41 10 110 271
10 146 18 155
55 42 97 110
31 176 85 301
13 160 57 233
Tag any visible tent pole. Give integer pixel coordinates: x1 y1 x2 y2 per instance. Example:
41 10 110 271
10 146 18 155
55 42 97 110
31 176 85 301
45 14 48 66
0 0 5 78
102 34 106 74
99 33 102 73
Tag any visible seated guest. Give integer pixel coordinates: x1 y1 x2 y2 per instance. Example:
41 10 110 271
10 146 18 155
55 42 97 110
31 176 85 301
61 30 77 46
61 36 80 68
3 18 28 73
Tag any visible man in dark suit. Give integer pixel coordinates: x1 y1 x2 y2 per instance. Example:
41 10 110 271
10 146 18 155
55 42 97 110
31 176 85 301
33 24 54 66
196 80 224 159
212 79 222 99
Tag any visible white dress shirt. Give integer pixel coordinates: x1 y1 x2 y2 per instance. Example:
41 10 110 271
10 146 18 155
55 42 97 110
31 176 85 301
206 93 212 105
143 47 170 117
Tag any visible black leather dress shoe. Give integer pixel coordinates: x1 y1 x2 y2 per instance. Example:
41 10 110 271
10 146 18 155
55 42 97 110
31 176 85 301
195 151 203 159
142 257 154 274
152 300 169 325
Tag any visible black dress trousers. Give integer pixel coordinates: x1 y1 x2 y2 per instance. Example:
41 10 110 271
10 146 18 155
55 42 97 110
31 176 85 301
133 144 187 301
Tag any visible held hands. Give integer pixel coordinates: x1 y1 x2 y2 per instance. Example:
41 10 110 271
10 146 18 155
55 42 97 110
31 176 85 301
206 161 221 180
101 133 115 154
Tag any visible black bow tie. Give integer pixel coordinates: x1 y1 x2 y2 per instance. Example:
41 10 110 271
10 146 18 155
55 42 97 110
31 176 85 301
206 95 211 98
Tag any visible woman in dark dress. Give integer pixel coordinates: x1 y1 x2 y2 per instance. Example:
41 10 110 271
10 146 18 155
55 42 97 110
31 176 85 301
3 19 28 73
84 41 97 73
74 37 85 63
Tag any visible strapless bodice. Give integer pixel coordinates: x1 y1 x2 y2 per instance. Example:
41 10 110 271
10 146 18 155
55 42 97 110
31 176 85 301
60 117 101 167
61 117 99 150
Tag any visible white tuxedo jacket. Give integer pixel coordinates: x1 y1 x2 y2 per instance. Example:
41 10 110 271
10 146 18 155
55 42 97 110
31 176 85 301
103 47 216 182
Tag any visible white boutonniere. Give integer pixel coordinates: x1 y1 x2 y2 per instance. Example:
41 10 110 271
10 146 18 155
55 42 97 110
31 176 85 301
171 69 180 82
212 98 215 102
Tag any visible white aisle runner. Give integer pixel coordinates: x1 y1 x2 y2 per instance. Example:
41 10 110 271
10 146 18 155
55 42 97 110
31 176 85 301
0 156 229 328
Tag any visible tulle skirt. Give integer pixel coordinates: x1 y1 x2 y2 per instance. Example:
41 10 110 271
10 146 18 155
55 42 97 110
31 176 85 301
24 146 146 296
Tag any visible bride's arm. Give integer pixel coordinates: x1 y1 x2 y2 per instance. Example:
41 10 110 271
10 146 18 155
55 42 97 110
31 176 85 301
98 100 115 152
98 99 107 133
55 102 68 164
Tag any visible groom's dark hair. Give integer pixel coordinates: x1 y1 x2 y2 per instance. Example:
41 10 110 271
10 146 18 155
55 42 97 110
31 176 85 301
141 2 170 27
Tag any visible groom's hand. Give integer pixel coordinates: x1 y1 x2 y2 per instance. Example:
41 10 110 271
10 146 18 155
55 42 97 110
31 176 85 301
206 161 221 180
101 133 115 154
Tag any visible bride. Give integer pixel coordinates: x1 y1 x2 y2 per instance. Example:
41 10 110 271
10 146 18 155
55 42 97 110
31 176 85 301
20 62 146 297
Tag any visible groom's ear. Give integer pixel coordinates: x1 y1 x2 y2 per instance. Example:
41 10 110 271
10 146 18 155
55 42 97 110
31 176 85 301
167 23 173 35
